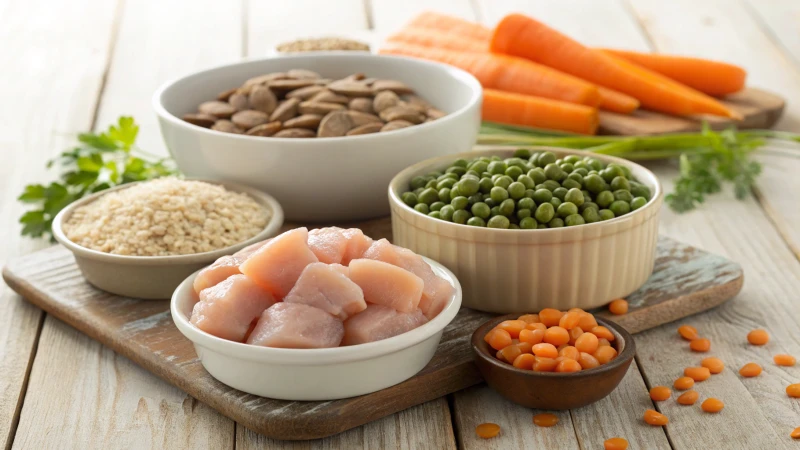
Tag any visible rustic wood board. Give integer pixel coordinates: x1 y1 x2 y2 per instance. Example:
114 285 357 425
599 87 785 135
2 228 742 441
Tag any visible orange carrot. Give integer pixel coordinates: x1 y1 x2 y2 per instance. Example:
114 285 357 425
482 89 599 135
490 13 737 118
386 27 486 52
406 11 491 41
600 49 746 96
597 87 640 114
379 44 600 106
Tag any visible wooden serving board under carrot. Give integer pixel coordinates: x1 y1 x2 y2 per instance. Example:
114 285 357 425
3 222 742 440
380 12 784 136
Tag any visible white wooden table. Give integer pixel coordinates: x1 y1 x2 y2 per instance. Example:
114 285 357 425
3 0 800 448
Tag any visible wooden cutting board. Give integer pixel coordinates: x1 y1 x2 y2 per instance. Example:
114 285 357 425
3 225 742 441
599 87 784 135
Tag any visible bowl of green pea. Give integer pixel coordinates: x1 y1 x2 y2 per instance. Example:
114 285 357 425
388 147 663 313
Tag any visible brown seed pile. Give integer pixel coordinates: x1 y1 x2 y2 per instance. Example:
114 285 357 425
182 70 446 138
276 37 370 53
62 179 270 256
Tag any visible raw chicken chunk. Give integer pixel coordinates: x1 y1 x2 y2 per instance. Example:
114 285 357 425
362 239 454 319
348 259 424 313
240 227 319 298
190 274 277 342
341 228 373 265
247 303 344 348
284 263 366 320
342 304 428 345
308 227 348 264
233 238 271 260
193 255 242 294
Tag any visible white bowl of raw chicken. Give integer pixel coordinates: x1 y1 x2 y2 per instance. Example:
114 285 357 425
171 243 462 401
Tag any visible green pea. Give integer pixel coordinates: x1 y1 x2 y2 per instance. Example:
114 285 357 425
630 181 651 200
560 162 574 173
579 202 599 213
458 178 480 196
537 224 548 229
618 164 632 179
449 186 461 200
544 163 566 182
471 202 491 219
532 189 552 204
490 186 509 203
631 196 647 210
452 158 469 168
613 190 633 203
469 160 488 174
599 209 615 221
401 192 417 206
438 188 451 203
505 166 524 180
488 161 507 175
428 211 441 219
430 201 445 212
439 173 458 181
553 187 568 201
564 188 584 206
484 198 497 208
517 197 535 210
425 179 437 189
414 203 429 214
528 168 547 184
610 176 630 191
517 174 535 189
567 172 584 184
489 155 502 161
451 196 469 210
417 188 438 205
538 151 557 167
609 200 631 216
517 208 532 220
440 205 455 221
525 189 536 199
561 178 582 190
499 199 516 216
453 209 471 224
427 170 443 178
565 214 586 226
595 191 614 208
535 202 555 223
573 161 590 171
487 215 510 229
479 177 494 194
548 217 565 228
413 187 424 196
601 165 624 183
549 197 562 208
490 206 501 217
584 174 606 194
582 207 600 223
564 155 581 164
514 148 532 159
467 216 486 227
494 175 513 189
465 170 481 179
519 216 537 229
508 181 526 199
446 166 466 177
410 176 427 190
572 168 589 177
543 180 561 191
585 157 604 171
509 224 520 229
557 201 578 217
468 194 483 206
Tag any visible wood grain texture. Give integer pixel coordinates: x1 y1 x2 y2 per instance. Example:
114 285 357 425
2 235 741 441
370 0 478 34
236 398 456 450
745 0 800 69
11 0 244 448
0 0 120 446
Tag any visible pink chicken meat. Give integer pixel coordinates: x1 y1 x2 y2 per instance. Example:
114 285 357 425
284 262 366 320
239 227 319 298
362 239 454 319
342 304 428 345
341 228 373 265
348 258 424 313
247 303 344 348
307 227 348 264
190 274 277 342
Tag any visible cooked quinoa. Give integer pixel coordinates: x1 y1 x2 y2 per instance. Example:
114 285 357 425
62 178 270 256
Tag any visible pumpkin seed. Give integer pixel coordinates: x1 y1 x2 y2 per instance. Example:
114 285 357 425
274 128 316 138
199 101 236 118
269 98 300 122
246 121 282 137
228 92 249 111
318 111 355 137
381 120 414 132
372 79 414 95
283 114 322 129
373 90 400 113
285 85 325 100
328 79 373 97
211 120 244 133
346 122 383 136
349 97 374 114
231 110 269 129
182 113 217 128
379 105 425 124
248 86 277 114
298 101 346 115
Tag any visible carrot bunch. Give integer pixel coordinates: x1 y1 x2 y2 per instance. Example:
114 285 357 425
380 11 748 134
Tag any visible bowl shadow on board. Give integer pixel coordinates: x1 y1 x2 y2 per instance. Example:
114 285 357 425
471 314 635 410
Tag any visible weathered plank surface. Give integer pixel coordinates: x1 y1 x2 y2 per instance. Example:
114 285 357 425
0 0 120 447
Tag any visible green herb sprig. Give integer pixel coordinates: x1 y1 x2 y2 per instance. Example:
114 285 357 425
478 122 800 212
18 117 178 240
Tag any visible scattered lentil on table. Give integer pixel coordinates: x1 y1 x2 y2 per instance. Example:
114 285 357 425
400 149 652 228
747 329 770 345
62 178 269 256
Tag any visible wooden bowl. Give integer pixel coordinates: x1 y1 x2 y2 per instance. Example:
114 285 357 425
471 314 635 410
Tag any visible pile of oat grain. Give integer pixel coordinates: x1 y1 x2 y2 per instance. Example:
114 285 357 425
62 178 270 256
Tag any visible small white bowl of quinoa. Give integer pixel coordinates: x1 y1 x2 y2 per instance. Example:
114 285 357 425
53 178 284 299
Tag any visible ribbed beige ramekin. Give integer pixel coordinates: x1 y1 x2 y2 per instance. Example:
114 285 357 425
389 147 663 313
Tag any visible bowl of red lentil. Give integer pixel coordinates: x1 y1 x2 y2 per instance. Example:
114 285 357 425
52 178 284 299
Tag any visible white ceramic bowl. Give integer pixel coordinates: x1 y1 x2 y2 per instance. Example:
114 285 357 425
153 52 482 223
389 147 663 313
171 257 462 400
